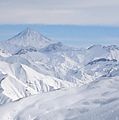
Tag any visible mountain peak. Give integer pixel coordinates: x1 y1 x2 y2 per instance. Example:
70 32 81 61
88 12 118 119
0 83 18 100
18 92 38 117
23 27 32 34
25 27 32 32
6 28 53 49
22 27 40 36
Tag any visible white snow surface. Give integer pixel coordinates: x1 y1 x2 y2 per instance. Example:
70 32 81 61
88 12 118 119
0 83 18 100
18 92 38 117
0 28 119 119
1 77 119 120
7 28 53 49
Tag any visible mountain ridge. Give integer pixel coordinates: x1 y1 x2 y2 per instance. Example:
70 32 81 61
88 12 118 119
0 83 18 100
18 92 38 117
6 27 54 49
0 28 119 120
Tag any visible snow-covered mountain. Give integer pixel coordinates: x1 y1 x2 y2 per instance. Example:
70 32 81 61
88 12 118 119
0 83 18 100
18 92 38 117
7 28 53 49
0 28 119 120
1 76 119 120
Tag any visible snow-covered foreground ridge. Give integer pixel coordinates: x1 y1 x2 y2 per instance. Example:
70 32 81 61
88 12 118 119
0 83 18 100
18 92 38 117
1 77 119 120
0 28 119 119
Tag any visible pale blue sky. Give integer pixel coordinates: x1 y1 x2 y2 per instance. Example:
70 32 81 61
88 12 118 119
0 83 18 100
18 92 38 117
0 25 119 47
0 0 119 47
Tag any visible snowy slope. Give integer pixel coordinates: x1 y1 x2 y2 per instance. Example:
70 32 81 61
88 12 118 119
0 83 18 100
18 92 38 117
1 76 119 120
0 29 119 101
7 28 53 49
0 28 119 120
0 60 75 102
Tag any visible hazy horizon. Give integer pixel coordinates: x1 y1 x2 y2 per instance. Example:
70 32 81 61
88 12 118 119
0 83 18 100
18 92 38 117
0 24 119 48
0 0 119 47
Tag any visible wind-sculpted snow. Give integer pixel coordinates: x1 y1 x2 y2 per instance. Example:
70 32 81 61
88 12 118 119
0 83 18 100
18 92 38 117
0 28 119 119
1 77 119 120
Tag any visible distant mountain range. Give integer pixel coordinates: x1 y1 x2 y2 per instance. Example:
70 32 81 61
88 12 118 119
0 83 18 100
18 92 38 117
0 28 119 120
